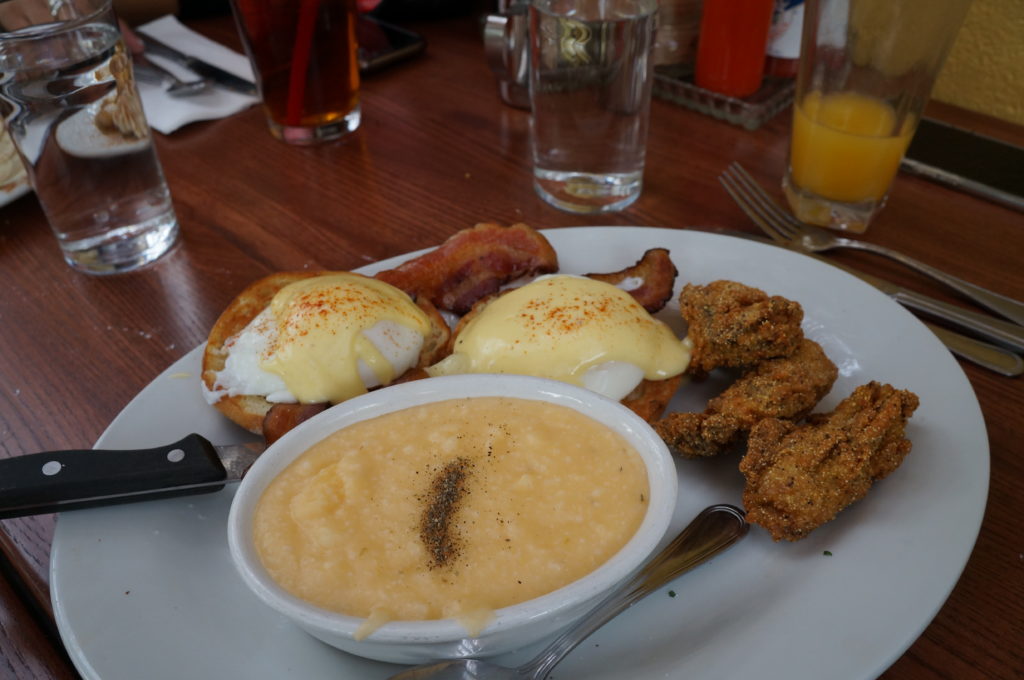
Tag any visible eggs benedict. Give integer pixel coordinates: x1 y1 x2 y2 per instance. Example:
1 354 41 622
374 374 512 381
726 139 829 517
202 271 449 436
427 275 691 420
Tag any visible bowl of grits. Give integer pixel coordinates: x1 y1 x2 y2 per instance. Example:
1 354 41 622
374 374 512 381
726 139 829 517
227 374 678 663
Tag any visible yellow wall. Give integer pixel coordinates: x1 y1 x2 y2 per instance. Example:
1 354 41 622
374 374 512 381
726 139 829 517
932 0 1024 125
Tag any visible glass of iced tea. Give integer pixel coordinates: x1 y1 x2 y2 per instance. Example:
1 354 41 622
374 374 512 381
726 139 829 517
783 0 971 233
229 0 361 145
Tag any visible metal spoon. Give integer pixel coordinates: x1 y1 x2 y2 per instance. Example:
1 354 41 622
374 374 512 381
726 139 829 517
133 54 209 97
387 504 749 680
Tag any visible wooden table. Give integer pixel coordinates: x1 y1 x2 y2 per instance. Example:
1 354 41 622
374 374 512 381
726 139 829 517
1 13 1021 680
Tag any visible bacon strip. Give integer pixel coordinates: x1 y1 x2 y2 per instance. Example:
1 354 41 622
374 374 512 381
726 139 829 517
585 248 677 313
375 222 559 314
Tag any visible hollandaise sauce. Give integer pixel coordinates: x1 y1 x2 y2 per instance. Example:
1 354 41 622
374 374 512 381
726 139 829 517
261 273 431 403
428 276 690 399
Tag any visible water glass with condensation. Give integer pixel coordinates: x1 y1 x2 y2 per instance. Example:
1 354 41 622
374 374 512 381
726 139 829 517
0 0 179 274
783 0 971 233
229 0 361 145
529 0 658 214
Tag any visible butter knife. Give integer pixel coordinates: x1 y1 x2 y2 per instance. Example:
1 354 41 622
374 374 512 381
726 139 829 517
139 34 257 96
841 265 1024 354
729 231 1024 376
924 323 1023 377
0 434 264 519
830 270 1023 375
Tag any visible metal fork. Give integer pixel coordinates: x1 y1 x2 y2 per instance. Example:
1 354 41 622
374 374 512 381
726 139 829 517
719 162 1024 327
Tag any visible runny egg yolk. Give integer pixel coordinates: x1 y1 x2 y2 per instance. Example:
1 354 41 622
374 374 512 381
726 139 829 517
426 275 690 399
258 274 431 404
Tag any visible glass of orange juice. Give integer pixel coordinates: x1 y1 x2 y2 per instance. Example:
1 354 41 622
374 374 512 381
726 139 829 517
783 0 972 233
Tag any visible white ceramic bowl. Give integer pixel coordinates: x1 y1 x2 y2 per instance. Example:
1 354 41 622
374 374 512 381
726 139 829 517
227 374 678 664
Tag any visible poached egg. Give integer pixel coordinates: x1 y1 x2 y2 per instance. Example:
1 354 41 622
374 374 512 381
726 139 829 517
427 275 691 400
208 273 432 405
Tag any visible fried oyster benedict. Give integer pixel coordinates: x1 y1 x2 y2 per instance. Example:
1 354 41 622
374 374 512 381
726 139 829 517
427 271 691 422
202 271 451 440
202 222 561 442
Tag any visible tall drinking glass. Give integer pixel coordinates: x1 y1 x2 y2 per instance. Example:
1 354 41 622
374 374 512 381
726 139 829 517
529 0 657 214
230 0 360 145
0 0 179 274
783 0 972 233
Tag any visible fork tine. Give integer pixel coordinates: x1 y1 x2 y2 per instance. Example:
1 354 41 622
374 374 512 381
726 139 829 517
726 163 802 239
718 168 790 244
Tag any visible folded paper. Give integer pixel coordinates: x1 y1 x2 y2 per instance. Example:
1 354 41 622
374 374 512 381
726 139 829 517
136 15 260 134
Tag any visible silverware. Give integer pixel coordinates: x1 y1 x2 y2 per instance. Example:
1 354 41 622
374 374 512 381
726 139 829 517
134 54 209 97
719 231 1024 377
924 322 1023 377
716 182 1024 354
848 266 1024 354
138 34 258 97
0 434 265 518
717 202 1024 353
720 162 1024 327
386 505 748 680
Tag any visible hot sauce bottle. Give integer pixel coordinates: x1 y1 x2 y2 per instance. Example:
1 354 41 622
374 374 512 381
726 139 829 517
694 0 775 98
765 0 804 78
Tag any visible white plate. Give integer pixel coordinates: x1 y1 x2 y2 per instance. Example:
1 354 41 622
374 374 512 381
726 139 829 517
51 227 988 680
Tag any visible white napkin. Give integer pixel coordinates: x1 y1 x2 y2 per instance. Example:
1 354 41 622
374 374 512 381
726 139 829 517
136 15 260 135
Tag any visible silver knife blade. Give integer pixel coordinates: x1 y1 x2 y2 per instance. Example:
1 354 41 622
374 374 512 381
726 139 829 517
859 272 1024 353
726 231 1024 376
826 266 1023 375
216 441 265 482
138 34 258 96
0 434 266 519
923 322 1023 377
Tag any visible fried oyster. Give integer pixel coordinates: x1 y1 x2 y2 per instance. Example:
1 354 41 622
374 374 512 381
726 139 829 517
679 280 804 376
739 382 920 541
655 338 838 458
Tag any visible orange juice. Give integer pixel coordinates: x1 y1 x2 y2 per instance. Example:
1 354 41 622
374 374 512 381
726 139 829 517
789 91 915 204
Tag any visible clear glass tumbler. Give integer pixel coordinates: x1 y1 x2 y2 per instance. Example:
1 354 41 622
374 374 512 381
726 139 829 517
783 0 972 233
0 0 180 274
529 0 658 214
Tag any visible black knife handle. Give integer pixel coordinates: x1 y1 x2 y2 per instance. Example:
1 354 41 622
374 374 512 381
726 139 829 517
0 434 227 519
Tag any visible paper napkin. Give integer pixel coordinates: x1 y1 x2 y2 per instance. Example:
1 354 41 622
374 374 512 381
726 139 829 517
136 15 260 135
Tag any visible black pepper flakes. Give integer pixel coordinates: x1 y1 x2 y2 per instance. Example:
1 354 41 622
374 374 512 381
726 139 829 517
420 457 473 569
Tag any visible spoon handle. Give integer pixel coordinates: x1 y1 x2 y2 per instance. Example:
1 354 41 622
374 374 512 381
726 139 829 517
520 504 749 679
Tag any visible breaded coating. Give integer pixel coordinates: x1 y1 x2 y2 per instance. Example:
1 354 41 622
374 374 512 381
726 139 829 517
680 280 804 375
739 382 920 541
654 339 838 458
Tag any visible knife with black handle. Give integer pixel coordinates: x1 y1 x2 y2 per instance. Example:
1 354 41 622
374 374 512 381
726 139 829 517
0 434 264 519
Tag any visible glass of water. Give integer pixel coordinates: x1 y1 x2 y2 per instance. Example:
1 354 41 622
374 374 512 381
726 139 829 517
529 0 658 214
0 0 179 274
